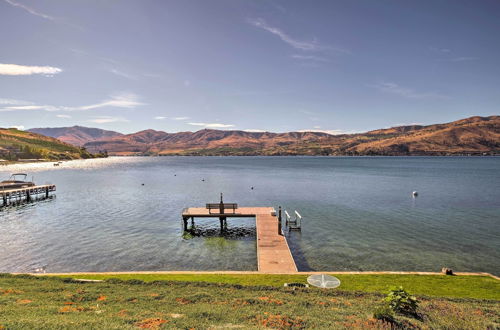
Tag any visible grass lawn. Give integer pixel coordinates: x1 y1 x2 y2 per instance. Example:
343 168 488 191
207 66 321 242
54 273 500 300
0 274 498 329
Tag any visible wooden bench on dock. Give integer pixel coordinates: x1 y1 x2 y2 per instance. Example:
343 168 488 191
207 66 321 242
206 203 238 214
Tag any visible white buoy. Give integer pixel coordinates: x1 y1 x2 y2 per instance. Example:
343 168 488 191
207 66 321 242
412 191 418 197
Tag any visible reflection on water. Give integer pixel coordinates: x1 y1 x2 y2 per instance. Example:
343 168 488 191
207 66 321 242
1 156 499 274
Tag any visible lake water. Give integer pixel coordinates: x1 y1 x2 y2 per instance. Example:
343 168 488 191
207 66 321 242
1 156 499 275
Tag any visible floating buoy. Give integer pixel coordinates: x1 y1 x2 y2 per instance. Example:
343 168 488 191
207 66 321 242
141 183 145 186
412 191 418 197
251 186 254 190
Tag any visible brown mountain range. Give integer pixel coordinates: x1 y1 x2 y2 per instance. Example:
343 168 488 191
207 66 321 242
28 125 123 146
29 116 500 156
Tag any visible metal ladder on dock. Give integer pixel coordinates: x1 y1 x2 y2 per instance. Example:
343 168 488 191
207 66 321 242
285 210 302 230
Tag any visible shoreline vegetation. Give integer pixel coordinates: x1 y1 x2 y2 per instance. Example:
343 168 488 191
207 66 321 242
2 154 499 167
0 273 498 328
0 128 108 163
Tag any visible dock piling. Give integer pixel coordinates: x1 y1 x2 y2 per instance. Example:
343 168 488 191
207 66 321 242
278 206 282 235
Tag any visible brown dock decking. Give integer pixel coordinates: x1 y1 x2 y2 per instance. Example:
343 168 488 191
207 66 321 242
182 207 298 273
1 184 56 207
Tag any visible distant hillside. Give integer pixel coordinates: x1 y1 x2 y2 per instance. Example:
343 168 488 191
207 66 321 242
84 129 333 155
78 115 500 156
0 128 105 161
28 126 122 146
344 116 500 155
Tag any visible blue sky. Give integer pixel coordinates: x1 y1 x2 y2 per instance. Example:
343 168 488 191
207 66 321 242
0 0 499 134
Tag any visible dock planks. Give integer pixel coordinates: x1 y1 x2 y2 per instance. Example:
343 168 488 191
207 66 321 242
182 207 297 273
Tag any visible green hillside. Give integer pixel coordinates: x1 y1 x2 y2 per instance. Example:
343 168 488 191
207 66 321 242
0 128 106 161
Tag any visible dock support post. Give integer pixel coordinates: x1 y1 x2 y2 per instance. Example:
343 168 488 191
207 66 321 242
278 206 282 236
45 187 49 198
219 216 226 232
26 190 31 202
182 217 188 231
2 194 6 206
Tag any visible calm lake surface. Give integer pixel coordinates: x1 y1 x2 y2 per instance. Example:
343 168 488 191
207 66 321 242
1 156 499 275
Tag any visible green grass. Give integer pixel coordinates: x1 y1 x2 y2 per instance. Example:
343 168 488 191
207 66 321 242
53 273 500 300
0 274 498 329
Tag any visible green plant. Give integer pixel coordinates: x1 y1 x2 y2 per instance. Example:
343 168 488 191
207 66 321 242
385 286 419 315
373 304 395 323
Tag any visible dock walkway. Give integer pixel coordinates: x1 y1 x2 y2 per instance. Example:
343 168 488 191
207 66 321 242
182 207 297 273
1 184 56 207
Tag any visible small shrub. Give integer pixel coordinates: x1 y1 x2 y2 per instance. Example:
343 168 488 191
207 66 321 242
149 280 170 286
61 278 76 283
373 305 395 323
105 278 123 284
124 279 145 285
385 286 419 316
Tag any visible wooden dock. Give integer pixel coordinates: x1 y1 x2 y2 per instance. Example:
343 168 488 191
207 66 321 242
182 206 298 273
1 184 56 207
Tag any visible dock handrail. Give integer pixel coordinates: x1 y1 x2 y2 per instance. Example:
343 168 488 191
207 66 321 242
284 210 291 224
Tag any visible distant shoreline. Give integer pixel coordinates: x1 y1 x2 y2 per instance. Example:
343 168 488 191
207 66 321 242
2 154 499 166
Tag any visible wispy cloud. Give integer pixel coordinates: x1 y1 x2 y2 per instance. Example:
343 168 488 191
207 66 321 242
298 129 347 135
0 92 144 112
244 129 267 133
109 68 135 79
248 18 322 51
56 114 71 118
447 57 479 62
291 54 330 62
78 93 143 110
372 82 448 100
2 105 58 111
0 98 32 105
248 18 350 55
0 63 62 76
88 116 129 124
154 116 167 120
430 47 451 53
70 48 118 65
173 117 189 120
392 122 423 127
4 0 83 30
188 122 235 128
3 0 54 21
299 110 316 115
